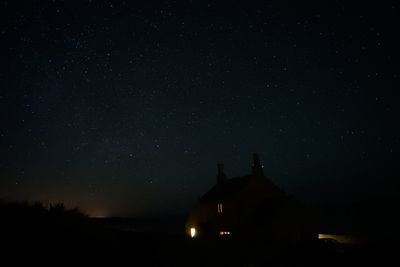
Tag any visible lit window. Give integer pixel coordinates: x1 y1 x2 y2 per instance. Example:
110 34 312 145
219 231 231 235
190 227 196 238
217 203 223 213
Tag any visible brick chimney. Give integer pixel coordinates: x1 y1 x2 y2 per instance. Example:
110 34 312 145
252 153 264 177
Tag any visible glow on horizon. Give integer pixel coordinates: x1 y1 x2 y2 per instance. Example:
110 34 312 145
87 210 109 218
89 214 108 218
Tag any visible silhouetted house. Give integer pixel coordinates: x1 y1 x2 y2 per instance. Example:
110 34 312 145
186 153 315 243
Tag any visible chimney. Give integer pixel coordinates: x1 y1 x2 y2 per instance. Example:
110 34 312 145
217 163 226 184
252 153 264 176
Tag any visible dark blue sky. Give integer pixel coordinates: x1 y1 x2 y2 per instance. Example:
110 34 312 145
1 0 399 216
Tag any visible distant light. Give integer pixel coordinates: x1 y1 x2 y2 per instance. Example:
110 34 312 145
190 227 196 238
88 210 109 218
318 234 328 239
219 231 230 235
89 215 107 218
318 233 357 244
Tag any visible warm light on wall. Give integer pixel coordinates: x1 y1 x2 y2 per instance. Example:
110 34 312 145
190 227 196 238
219 231 230 235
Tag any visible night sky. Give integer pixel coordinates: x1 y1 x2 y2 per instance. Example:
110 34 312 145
1 0 399 217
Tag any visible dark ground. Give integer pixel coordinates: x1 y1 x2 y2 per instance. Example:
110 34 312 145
1 220 398 266
1 202 398 266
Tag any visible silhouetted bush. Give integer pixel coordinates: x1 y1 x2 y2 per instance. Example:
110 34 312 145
0 200 93 254
0 200 87 222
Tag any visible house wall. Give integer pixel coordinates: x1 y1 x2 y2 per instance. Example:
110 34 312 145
186 175 316 243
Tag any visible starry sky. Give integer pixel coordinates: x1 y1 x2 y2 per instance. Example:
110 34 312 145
1 0 399 217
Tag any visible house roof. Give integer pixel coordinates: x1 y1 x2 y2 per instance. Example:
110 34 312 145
200 175 251 202
200 174 284 202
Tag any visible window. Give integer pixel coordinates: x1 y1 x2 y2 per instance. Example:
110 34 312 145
217 203 223 213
